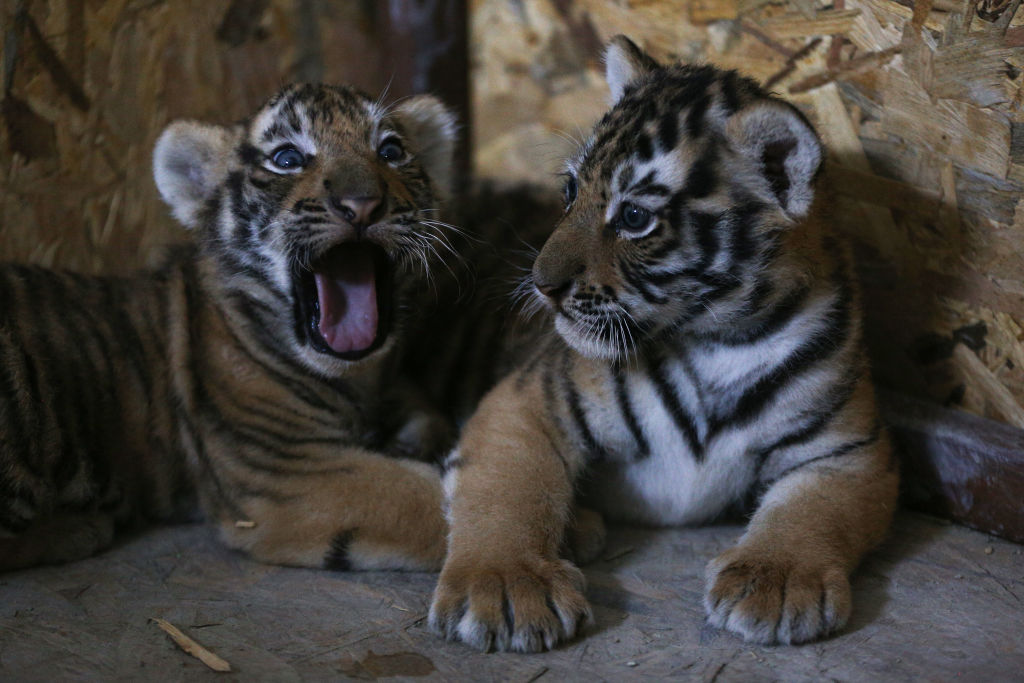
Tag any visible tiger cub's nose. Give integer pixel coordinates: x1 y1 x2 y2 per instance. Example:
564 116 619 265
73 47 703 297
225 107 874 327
328 195 383 228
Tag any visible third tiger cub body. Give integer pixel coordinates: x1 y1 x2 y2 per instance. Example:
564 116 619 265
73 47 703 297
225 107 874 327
431 36 898 650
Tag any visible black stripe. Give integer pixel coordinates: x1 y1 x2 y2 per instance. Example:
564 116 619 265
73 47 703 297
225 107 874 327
249 175 274 192
561 350 608 461
612 364 650 460
190 351 352 470
239 143 261 165
719 71 742 115
324 529 356 570
0 342 30 462
636 133 654 161
684 94 710 137
617 164 636 193
658 110 679 151
643 233 681 261
177 275 250 520
217 305 351 416
702 272 743 303
680 149 717 200
68 275 129 496
619 257 668 305
767 424 882 485
30 270 89 490
752 364 863 481
647 355 703 459
728 204 759 263
709 277 853 437
701 283 810 346
0 280 42 475
691 211 721 271
104 280 156 398
645 267 688 286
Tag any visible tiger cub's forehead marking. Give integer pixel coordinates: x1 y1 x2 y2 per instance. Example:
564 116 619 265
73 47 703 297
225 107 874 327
575 66 755 184
570 65 764 228
250 85 384 151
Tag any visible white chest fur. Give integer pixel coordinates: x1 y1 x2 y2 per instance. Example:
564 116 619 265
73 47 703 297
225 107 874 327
573 289 844 526
579 354 755 526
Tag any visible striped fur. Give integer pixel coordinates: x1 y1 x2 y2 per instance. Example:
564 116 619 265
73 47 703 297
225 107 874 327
430 37 898 651
0 84 459 572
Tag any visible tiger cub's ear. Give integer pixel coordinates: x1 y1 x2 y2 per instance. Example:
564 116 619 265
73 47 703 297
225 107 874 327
392 95 458 200
604 35 660 105
153 121 238 229
725 100 823 220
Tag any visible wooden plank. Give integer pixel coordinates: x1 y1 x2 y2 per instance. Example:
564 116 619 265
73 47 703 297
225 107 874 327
787 46 900 94
689 0 738 23
949 345 1024 428
759 9 862 38
881 389 1024 544
880 69 1011 179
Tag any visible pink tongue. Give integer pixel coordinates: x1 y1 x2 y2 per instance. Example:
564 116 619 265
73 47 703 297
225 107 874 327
314 247 378 354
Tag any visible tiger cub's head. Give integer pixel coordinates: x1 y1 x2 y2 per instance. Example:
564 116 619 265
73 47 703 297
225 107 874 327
153 83 457 376
533 36 823 360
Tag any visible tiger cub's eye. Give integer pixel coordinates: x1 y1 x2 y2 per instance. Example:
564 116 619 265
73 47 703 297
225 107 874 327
378 137 405 162
562 175 578 207
270 146 306 170
619 202 652 232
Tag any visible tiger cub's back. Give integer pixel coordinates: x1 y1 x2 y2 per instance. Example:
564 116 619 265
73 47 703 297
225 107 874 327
0 254 193 562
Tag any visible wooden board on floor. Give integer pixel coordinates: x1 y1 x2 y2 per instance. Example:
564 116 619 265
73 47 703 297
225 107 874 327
0 512 1021 680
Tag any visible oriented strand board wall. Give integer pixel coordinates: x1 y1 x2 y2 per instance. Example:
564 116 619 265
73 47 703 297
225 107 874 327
0 0 396 275
470 0 1024 428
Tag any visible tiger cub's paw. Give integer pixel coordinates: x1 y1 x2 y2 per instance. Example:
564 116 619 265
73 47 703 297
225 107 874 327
429 556 591 653
704 545 852 645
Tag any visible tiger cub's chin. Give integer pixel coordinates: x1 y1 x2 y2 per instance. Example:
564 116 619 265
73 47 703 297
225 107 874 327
431 36 898 652
0 83 460 572
553 314 628 361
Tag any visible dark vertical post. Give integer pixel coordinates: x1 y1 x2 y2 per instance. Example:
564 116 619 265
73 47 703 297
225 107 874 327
379 0 471 190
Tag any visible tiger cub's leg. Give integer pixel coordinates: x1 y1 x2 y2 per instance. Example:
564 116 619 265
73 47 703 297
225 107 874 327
214 449 447 571
564 505 606 566
430 376 590 652
705 416 898 644
0 512 115 572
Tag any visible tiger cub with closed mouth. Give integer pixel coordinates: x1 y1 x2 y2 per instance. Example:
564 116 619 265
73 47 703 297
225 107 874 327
0 83 458 572
430 36 898 650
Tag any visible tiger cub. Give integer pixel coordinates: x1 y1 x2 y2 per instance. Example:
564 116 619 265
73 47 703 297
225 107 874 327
0 83 459 572
430 36 899 650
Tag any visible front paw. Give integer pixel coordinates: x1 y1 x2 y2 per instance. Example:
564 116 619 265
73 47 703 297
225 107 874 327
704 546 851 645
429 556 591 652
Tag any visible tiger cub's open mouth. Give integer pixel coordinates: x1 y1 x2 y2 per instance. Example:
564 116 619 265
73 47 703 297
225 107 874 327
294 242 392 360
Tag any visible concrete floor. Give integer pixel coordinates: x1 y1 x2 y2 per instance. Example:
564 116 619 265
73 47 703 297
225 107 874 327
0 512 1021 681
